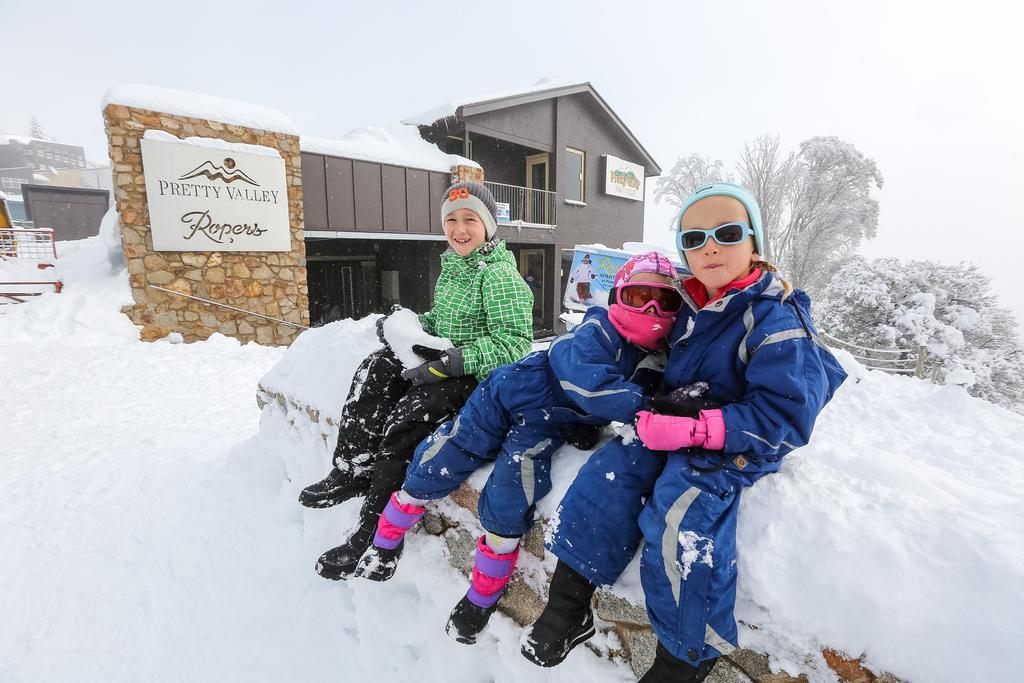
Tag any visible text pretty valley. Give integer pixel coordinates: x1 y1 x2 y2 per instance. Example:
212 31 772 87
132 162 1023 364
156 180 281 204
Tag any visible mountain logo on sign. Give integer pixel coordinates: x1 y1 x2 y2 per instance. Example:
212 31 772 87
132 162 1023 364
178 158 258 186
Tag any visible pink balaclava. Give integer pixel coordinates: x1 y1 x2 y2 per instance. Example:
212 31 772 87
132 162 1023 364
607 251 682 350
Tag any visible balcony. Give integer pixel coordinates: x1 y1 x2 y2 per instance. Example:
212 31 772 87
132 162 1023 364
484 181 557 231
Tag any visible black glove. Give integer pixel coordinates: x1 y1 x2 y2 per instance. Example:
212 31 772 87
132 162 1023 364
564 423 602 451
650 381 721 418
401 347 465 386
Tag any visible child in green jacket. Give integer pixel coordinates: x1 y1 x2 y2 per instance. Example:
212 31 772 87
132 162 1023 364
300 181 534 581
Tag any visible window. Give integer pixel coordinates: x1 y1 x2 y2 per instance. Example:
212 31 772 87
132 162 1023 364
564 148 585 204
2 177 17 189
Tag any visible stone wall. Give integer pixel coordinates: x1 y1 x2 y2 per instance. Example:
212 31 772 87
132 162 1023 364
103 105 309 345
452 163 484 184
256 383 905 683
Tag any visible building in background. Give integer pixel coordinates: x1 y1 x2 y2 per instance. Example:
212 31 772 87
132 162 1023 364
303 81 660 335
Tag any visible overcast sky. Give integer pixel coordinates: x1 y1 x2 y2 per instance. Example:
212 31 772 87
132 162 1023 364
4 0 1021 330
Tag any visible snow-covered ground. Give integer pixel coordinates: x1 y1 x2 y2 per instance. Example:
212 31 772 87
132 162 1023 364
0 239 631 683
3 237 1023 682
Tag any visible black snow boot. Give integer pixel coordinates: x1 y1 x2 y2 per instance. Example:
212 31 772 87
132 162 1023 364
353 540 404 582
298 467 371 509
314 491 387 580
520 560 597 667
638 642 717 683
446 594 499 645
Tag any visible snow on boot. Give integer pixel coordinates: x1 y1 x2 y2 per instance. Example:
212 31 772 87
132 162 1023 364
298 467 371 509
445 536 519 645
520 560 597 667
314 491 389 580
354 492 425 582
638 642 717 683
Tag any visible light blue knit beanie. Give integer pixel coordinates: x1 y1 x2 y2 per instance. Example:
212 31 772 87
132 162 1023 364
674 182 764 269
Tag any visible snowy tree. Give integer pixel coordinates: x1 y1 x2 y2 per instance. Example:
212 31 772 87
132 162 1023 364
653 154 732 214
779 137 883 292
656 136 883 293
736 135 796 262
27 116 46 140
816 256 1024 412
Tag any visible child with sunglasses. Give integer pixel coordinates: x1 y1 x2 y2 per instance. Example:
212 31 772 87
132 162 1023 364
522 183 846 682
350 252 684 646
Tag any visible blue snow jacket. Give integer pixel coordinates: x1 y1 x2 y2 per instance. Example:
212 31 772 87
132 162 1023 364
402 306 663 536
549 271 846 664
665 271 847 491
547 306 661 423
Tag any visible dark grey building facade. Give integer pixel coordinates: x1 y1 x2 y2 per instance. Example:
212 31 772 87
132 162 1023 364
302 82 660 335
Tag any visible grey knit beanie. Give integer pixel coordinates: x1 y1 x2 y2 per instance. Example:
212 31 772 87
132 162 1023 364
441 181 499 240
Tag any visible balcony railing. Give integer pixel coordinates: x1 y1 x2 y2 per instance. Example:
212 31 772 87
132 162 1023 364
484 181 557 229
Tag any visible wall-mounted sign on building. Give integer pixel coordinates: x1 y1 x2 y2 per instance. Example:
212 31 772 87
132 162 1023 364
141 138 291 252
603 154 644 202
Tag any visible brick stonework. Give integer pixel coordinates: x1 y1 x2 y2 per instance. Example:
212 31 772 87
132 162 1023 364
103 104 309 345
452 164 484 184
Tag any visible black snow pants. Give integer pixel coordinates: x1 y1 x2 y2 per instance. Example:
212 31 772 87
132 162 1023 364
332 345 478 510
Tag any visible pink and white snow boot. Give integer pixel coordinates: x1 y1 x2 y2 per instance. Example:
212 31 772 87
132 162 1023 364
354 492 425 582
445 535 520 644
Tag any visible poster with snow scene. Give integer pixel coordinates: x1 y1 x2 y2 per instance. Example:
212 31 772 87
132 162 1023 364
141 138 291 252
562 247 628 312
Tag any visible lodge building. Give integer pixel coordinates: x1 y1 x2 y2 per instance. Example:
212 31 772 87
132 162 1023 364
300 81 661 335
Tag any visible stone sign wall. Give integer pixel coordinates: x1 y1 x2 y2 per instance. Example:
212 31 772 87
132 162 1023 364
102 104 309 345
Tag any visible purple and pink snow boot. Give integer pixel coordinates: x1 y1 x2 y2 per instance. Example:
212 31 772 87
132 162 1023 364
445 536 520 644
354 492 425 582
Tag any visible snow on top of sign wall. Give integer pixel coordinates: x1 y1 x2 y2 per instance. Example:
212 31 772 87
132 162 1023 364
575 241 685 268
300 124 477 173
143 130 282 158
402 77 584 126
103 84 298 135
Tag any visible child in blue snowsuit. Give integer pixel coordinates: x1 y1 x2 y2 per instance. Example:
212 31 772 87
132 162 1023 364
521 184 848 682
352 252 688 645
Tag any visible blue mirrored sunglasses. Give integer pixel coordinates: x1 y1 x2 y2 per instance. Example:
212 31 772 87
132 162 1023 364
676 221 753 251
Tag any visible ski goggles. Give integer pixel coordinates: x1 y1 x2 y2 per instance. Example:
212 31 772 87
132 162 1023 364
616 282 684 315
677 221 754 251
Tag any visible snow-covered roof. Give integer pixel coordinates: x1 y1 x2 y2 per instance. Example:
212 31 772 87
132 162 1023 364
0 133 79 148
103 84 298 136
143 130 282 158
402 78 661 175
402 77 582 126
300 124 477 172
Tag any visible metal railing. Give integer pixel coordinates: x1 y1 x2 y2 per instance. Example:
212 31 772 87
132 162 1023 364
484 181 557 229
822 331 941 381
0 227 62 304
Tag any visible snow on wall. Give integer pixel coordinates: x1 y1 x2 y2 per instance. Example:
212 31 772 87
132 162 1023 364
103 84 298 135
143 130 282 158
257 319 1024 683
300 124 477 172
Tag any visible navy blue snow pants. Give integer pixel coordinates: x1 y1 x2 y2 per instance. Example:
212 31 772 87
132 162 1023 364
549 436 742 664
403 362 580 537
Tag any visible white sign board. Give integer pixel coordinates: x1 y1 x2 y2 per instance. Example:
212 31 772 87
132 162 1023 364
141 138 291 252
603 154 645 202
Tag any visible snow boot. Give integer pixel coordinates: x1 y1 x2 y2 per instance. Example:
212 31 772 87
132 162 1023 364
520 560 597 667
354 492 426 582
298 467 371 509
638 642 717 682
314 490 388 580
445 536 520 645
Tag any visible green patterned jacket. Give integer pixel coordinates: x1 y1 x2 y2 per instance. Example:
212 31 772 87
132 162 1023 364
419 241 533 381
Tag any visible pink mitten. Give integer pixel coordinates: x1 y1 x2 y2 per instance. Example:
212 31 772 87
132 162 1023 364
636 409 726 451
